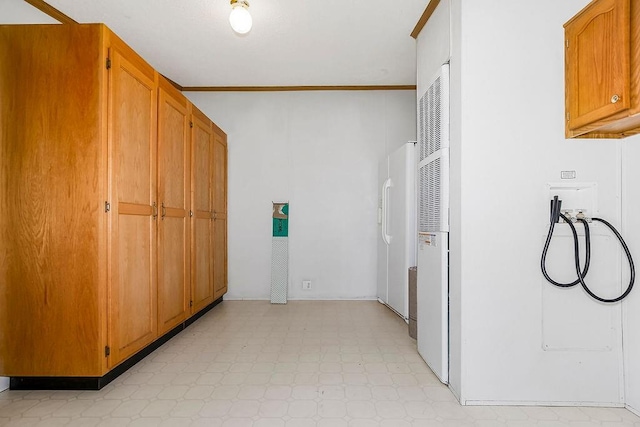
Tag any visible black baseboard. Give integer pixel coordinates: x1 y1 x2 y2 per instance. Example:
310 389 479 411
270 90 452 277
10 296 223 391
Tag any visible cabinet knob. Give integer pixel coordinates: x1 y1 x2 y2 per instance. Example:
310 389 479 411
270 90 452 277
611 94 620 104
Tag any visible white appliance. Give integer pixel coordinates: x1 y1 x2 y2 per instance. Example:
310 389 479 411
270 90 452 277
377 142 416 319
417 63 450 384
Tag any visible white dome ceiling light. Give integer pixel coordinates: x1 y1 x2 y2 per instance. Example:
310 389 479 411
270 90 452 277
229 0 252 35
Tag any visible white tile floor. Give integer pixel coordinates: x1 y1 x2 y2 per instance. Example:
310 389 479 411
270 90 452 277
1 300 639 426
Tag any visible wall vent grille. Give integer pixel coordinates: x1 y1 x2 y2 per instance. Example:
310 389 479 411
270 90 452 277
418 63 450 233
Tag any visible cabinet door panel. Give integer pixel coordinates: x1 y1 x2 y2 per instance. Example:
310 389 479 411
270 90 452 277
191 116 214 313
160 96 189 208
159 216 188 327
566 0 631 130
108 46 157 367
117 214 154 349
213 131 228 300
115 69 154 204
195 128 212 213
194 216 213 307
213 217 227 299
157 85 190 334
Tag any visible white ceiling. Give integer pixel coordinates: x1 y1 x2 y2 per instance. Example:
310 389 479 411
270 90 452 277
6 0 427 87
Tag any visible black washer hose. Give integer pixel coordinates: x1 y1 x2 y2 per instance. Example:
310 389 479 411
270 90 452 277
541 212 591 288
541 198 635 303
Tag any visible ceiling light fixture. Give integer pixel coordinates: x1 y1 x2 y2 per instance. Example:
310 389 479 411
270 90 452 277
229 0 252 34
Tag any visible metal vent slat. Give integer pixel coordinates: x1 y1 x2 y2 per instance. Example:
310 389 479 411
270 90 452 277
418 64 449 233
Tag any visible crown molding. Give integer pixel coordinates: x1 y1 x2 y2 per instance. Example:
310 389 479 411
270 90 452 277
23 0 78 24
411 0 440 39
161 75 184 91
183 85 416 92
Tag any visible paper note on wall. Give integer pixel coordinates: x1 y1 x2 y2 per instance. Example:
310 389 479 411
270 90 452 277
273 203 289 237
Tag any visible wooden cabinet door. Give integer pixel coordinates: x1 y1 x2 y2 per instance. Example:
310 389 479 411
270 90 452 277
565 0 631 130
0 24 105 376
108 44 158 367
191 111 214 313
213 128 228 300
157 81 190 335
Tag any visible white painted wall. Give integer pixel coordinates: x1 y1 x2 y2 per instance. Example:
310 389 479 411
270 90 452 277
416 0 450 97
186 90 415 300
448 0 464 403
459 0 625 405
0 0 58 24
622 138 640 414
419 0 629 404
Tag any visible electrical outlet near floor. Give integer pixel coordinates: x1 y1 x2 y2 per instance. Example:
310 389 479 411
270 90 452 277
302 280 312 290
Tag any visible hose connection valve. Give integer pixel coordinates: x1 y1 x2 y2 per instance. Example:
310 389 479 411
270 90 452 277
560 209 575 223
575 209 591 222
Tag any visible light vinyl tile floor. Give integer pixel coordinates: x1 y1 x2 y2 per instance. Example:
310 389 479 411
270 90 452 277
0 300 639 427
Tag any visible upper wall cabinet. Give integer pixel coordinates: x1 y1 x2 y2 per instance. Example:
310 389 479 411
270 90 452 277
564 0 640 138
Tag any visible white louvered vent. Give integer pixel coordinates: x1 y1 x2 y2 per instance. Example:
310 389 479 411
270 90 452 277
419 77 442 162
419 93 427 162
418 64 450 233
419 157 442 231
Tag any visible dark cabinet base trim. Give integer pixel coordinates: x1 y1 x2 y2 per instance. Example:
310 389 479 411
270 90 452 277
9 297 223 391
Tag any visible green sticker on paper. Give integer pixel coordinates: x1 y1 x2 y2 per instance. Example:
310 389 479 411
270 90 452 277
273 203 289 237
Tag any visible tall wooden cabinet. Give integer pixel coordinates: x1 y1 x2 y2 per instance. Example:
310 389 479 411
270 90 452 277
0 24 227 386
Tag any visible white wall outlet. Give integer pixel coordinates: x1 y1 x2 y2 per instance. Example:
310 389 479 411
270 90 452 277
302 280 312 290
